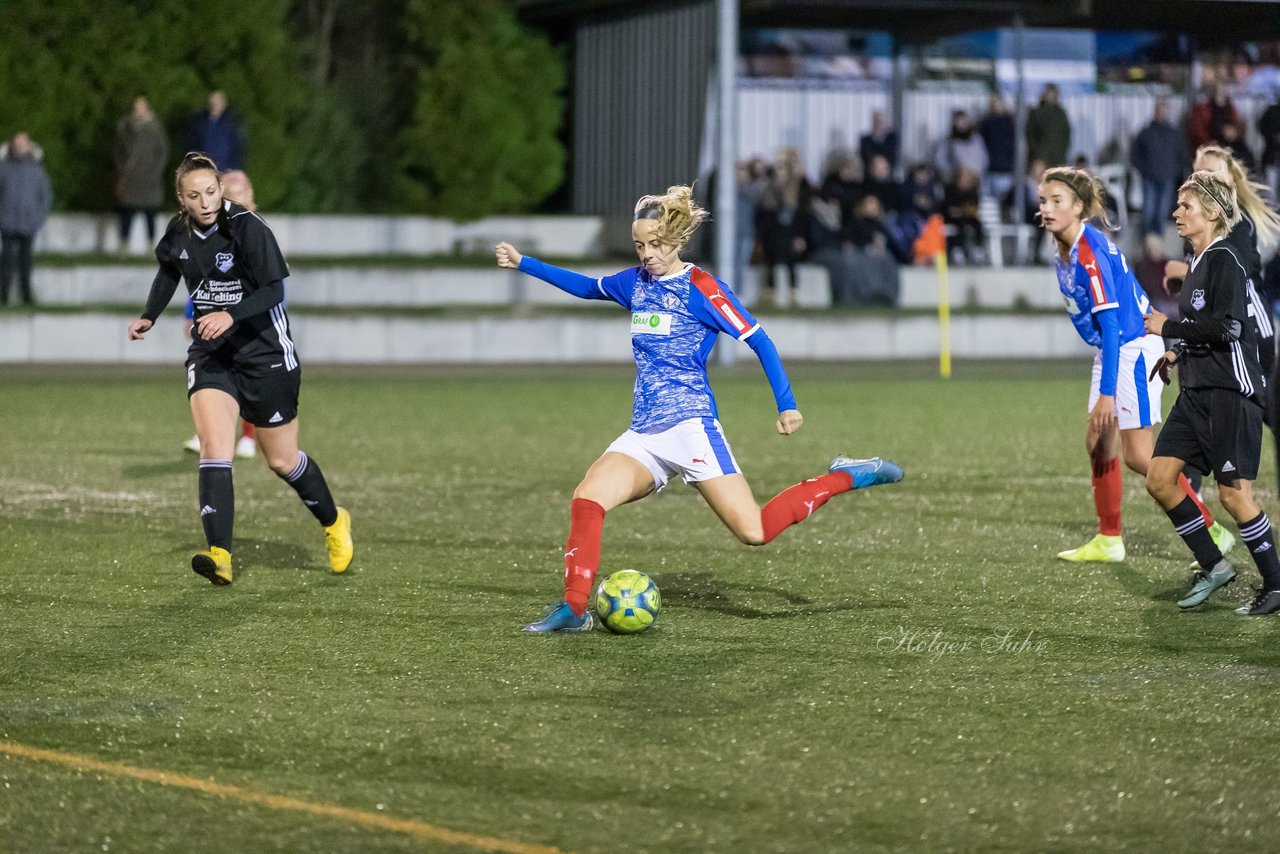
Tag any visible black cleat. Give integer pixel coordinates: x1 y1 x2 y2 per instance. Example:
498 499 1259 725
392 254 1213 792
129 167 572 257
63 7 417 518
1234 589 1280 616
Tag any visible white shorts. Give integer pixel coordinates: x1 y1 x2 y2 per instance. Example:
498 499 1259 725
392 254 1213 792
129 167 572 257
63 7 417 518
606 417 742 491
1088 334 1167 430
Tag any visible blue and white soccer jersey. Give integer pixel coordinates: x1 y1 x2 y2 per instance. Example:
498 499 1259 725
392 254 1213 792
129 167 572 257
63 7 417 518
1055 222 1164 428
606 416 741 490
593 263 764 433
516 255 796 489
1088 335 1167 429
589 263 767 484
1055 223 1149 348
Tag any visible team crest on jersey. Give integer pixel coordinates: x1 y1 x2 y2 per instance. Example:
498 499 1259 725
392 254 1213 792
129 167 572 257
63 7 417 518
662 292 682 310
1063 294 1081 315
215 252 235 273
1191 289 1206 311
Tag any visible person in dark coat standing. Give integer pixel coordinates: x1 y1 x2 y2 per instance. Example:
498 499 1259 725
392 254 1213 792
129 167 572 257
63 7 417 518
1026 83 1071 168
979 93 1016 210
188 90 244 171
1131 99 1190 238
114 96 171 249
0 132 53 307
859 110 899 176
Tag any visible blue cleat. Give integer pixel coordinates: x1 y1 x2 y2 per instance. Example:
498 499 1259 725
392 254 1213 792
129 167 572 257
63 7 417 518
1177 560 1236 609
522 601 595 633
829 456 904 489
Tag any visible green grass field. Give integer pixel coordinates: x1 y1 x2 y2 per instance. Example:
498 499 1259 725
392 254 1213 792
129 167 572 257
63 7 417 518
2 362 1278 853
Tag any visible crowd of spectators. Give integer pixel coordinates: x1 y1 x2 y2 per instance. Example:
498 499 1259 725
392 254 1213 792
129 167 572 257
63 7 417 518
727 82 1280 309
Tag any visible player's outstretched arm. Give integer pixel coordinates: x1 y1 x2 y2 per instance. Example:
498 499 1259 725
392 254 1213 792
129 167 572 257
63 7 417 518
497 241 610 301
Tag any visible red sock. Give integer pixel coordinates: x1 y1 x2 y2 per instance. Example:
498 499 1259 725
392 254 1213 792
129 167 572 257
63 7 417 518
1178 474 1214 525
563 498 605 615
761 472 853 544
1091 457 1122 536
242 421 256 440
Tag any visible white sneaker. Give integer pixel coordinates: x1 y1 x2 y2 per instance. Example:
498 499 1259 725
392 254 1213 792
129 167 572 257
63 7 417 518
235 435 257 459
183 434 201 454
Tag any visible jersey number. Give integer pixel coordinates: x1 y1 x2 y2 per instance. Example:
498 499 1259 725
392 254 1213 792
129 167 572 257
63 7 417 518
187 364 196 390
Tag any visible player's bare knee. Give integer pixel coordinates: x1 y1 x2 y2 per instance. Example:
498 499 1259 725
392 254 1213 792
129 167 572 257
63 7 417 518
572 483 602 504
265 451 299 476
1217 485 1251 520
736 522 766 546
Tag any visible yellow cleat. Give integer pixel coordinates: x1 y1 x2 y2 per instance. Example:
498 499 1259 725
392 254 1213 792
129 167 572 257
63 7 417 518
324 506 354 573
1208 522 1236 557
1057 533 1125 562
191 546 233 585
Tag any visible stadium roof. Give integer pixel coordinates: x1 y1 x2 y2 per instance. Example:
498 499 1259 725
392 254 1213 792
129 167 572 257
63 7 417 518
520 0 1280 44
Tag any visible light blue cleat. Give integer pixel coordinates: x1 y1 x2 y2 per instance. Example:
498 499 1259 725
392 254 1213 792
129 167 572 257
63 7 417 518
522 601 595 633
829 456 904 489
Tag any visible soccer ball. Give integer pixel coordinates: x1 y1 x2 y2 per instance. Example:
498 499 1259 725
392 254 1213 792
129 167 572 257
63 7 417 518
594 570 661 634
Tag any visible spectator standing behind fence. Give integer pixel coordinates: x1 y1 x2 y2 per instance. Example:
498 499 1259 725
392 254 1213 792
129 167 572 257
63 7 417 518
979 93 1016 205
933 110 988 190
1187 83 1242 151
1131 99 1190 238
756 148 812 308
1026 83 1070 168
114 96 170 252
188 91 244 171
859 110 899 176
0 132 52 308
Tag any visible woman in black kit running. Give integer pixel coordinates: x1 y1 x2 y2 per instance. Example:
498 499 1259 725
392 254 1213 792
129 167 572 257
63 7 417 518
127 152 353 585
1144 171 1280 616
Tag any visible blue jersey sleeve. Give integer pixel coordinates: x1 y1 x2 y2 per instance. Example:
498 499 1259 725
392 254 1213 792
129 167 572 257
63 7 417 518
744 328 798 412
517 256 632 308
1097 306 1121 396
686 267 796 412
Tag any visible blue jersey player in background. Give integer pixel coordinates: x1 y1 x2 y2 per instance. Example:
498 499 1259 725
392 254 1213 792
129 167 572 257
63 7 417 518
496 185 903 632
1039 166 1231 564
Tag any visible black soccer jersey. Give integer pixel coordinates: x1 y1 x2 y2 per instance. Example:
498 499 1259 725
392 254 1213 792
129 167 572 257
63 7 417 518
144 200 296 369
1169 239 1264 399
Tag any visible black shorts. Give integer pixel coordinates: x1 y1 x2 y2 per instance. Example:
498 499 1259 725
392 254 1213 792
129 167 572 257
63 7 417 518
1154 387 1262 483
186 346 301 428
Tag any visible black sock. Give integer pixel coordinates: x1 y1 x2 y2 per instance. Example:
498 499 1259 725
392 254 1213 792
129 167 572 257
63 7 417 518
1238 512 1280 589
1167 496 1222 570
279 451 338 527
198 459 234 551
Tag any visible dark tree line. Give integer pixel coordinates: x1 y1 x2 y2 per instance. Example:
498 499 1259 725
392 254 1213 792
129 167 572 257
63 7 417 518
0 0 565 216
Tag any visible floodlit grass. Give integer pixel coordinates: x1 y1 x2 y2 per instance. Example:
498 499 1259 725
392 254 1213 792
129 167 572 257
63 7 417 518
2 362 1278 853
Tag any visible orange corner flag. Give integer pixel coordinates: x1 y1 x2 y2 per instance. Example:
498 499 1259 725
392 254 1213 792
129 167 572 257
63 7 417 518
913 214 946 263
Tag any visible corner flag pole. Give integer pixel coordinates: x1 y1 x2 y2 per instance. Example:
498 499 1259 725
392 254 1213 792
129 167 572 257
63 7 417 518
913 214 950 378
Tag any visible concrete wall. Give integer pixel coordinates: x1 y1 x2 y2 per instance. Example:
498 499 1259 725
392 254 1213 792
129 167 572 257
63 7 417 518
30 262 1064 312
0 310 1091 366
37 213 606 259
6 256 1090 365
